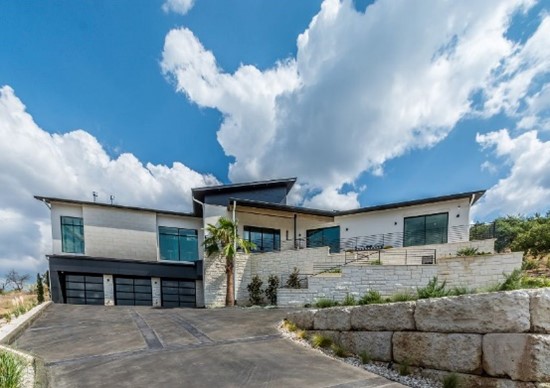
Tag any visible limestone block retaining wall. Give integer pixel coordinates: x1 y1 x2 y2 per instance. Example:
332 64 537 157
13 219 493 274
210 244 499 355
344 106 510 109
278 252 522 307
286 288 550 385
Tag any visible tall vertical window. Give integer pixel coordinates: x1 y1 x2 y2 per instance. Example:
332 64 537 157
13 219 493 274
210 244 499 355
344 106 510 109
306 226 341 253
159 227 199 262
61 216 85 254
243 226 280 252
404 213 448 247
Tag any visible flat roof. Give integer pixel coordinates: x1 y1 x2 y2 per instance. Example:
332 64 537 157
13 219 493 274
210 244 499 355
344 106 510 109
230 190 485 217
34 196 198 218
229 198 336 218
336 190 486 216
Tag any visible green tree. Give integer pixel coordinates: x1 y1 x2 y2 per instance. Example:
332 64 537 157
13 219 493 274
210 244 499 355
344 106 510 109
203 217 255 306
36 273 44 303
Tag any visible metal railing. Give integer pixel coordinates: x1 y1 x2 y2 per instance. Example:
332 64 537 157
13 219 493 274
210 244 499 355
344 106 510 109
277 223 496 253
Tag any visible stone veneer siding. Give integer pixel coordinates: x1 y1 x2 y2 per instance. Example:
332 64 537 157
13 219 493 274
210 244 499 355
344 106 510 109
202 239 506 308
278 252 522 307
286 288 550 386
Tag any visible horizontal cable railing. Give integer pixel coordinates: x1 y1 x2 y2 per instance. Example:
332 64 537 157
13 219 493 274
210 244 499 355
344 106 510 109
276 223 496 253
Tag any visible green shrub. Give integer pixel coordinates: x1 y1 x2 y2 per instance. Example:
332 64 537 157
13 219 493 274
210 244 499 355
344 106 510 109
282 320 298 332
37 273 45 303
521 276 550 288
391 292 417 302
358 290 383 305
296 329 308 340
496 269 523 291
398 359 411 376
0 351 24 388
457 247 479 256
417 277 450 299
314 298 339 308
342 293 357 306
522 259 538 270
311 334 332 348
358 350 371 364
449 287 474 296
369 259 382 265
265 274 279 305
247 275 264 305
325 268 342 274
286 267 302 289
443 372 461 388
331 343 349 357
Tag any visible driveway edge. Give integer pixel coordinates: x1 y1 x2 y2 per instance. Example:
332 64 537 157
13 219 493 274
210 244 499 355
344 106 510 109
0 301 52 345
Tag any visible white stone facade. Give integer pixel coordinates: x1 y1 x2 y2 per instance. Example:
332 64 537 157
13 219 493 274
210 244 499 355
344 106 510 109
277 252 522 307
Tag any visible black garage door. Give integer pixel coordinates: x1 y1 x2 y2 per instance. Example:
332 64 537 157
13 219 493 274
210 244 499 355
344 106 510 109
65 274 104 305
161 279 196 307
115 277 152 306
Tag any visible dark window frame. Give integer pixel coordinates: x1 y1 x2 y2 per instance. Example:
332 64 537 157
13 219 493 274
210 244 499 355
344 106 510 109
158 226 199 262
243 226 281 253
306 226 341 253
403 212 449 247
61 216 85 254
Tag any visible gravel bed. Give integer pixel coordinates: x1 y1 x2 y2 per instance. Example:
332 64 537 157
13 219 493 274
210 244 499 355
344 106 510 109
280 325 440 388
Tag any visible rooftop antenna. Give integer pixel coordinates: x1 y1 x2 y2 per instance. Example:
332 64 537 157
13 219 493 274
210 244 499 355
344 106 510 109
110 195 115 205
92 192 98 202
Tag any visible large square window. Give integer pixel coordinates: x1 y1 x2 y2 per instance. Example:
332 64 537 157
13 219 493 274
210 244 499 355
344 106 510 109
159 227 199 262
243 226 280 252
404 213 448 247
61 216 85 254
306 226 341 253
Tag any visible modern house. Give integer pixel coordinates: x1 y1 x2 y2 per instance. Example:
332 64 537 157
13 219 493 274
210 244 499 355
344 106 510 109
35 177 487 308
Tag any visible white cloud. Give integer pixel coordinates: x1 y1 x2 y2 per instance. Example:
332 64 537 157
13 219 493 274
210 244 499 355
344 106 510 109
162 0 536 209
482 13 550 129
474 129 550 218
162 0 195 15
0 85 218 275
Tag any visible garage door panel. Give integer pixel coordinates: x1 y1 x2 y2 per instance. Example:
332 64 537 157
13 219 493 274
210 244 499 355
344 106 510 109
66 282 85 290
86 283 104 291
64 273 104 305
161 278 196 307
134 285 151 293
114 277 152 306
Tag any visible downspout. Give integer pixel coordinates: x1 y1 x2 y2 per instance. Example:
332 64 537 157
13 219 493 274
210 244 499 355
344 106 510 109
294 214 297 249
37 198 52 294
232 200 237 303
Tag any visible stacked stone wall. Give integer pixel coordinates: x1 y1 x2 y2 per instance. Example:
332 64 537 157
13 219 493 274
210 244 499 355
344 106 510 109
286 289 550 386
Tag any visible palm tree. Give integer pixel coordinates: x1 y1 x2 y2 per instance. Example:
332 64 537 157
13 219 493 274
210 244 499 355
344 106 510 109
203 217 255 306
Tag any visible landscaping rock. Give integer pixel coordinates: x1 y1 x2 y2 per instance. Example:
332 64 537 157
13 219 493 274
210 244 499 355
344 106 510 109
530 289 550 334
339 331 392 361
286 309 315 330
350 302 415 331
415 291 530 333
393 332 482 374
313 307 351 331
419 368 536 387
483 334 550 382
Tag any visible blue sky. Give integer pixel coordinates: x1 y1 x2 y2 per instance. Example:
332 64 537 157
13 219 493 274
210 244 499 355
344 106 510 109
1 0 550 272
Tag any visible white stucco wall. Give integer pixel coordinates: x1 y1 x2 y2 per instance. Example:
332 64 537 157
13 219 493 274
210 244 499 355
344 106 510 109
336 197 472 246
82 206 158 261
50 202 202 262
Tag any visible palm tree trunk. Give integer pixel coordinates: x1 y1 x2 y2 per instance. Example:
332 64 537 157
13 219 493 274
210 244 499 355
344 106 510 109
225 257 235 306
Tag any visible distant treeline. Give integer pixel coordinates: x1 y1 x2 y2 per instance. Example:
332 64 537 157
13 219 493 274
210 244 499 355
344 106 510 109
471 212 550 255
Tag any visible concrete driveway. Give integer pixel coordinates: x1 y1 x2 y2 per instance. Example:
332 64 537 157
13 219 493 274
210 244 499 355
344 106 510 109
14 305 403 388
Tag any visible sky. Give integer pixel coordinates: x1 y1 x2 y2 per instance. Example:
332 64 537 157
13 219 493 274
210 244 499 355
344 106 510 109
1 0 550 274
